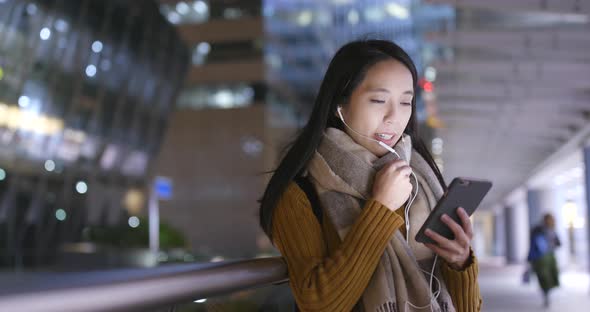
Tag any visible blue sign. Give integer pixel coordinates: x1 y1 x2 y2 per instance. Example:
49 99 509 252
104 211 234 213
154 177 173 200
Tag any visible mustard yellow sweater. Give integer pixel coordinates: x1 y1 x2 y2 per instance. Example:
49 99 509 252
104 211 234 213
271 182 482 312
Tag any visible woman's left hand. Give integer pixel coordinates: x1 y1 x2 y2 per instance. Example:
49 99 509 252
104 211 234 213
424 207 473 270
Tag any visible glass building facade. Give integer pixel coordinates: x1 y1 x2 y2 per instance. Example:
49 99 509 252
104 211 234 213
0 0 188 268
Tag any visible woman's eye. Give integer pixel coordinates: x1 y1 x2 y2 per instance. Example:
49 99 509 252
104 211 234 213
370 99 385 103
401 102 412 106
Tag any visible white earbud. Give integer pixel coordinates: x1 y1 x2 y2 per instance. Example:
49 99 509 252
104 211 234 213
337 106 345 122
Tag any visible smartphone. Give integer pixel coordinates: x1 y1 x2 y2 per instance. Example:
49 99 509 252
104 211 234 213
415 177 492 244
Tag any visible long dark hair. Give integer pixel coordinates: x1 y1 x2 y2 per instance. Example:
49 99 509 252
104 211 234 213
259 39 446 240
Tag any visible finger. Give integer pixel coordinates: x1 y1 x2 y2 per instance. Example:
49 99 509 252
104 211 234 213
398 166 413 177
457 207 474 240
425 229 462 254
425 243 454 261
426 243 468 267
441 214 470 247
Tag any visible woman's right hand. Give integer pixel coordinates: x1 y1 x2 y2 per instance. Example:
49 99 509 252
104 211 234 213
373 159 413 211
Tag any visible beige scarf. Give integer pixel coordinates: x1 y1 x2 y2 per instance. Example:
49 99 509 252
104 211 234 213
306 128 455 312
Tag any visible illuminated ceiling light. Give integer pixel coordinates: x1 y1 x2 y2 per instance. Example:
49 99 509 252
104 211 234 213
55 19 69 32
176 1 190 15
210 256 224 262
55 209 67 221
193 1 208 14
432 137 443 155
385 3 409 20
196 42 211 54
241 136 263 156
26 3 37 15
347 10 359 25
128 216 140 228
85 65 97 77
167 11 181 24
44 159 56 172
92 40 103 53
364 6 385 22
214 90 234 108
563 200 578 226
297 10 313 26
76 181 88 194
40 27 51 40
18 95 30 108
425 66 437 82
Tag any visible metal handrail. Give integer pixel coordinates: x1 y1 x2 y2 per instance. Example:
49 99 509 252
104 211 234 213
0 257 288 312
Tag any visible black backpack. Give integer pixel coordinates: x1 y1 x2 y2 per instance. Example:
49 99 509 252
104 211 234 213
290 175 323 311
293 175 323 225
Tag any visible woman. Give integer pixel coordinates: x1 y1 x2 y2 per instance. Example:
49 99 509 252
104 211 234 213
259 40 482 312
527 213 560 307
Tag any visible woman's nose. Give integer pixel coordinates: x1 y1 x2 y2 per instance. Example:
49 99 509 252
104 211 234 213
384 105 397 125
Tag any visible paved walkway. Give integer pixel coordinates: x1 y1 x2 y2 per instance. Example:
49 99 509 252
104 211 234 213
479 261 590 311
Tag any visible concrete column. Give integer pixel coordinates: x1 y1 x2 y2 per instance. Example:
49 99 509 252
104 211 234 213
493 209 506 258
583 146 590 273
504 206 519 263
527 189 544 228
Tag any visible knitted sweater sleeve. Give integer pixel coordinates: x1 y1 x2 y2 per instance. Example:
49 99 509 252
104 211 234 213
271 183 405 312
440 249 483 312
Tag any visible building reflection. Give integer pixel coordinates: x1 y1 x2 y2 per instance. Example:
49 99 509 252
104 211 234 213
0 0 188 269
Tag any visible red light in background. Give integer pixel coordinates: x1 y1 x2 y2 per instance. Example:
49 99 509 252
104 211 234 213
423 81 434 92
418 78 426 87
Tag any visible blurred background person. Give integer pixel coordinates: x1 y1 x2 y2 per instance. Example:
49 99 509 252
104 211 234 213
527 213 561 308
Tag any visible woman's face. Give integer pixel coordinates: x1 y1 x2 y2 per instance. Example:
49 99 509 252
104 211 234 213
338 59 414 157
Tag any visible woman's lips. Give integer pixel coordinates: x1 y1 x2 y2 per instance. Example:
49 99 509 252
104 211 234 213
375 133 396 145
